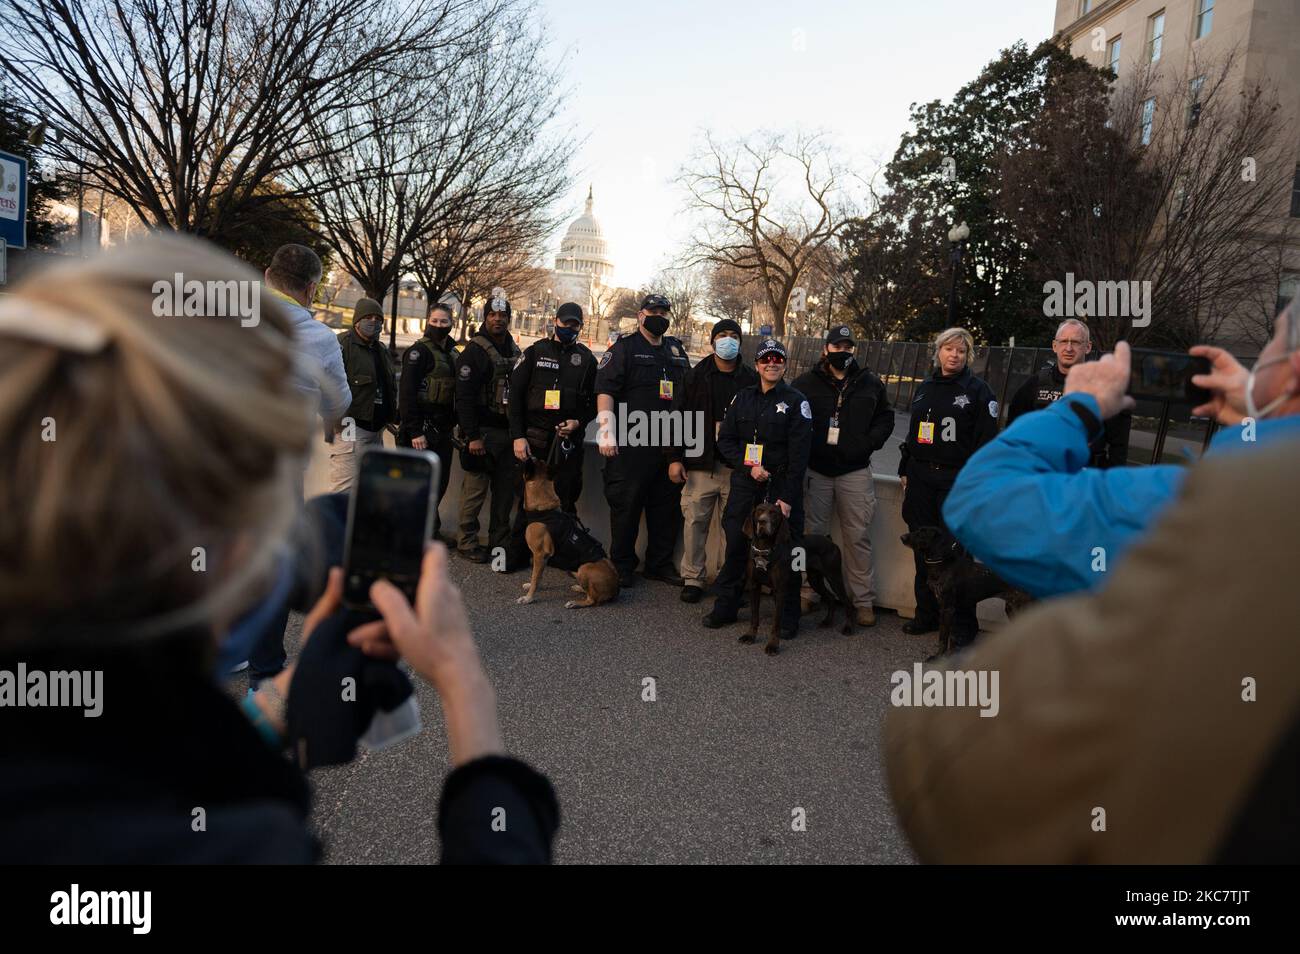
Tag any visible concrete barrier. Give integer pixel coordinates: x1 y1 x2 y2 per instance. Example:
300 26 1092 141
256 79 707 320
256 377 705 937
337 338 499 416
306 429 1011 624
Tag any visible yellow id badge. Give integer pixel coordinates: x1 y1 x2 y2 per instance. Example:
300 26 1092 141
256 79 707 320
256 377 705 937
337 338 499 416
659 379 673 400
544 389 561 410
744 443 763 466
826 426 840 446
918 421 935 445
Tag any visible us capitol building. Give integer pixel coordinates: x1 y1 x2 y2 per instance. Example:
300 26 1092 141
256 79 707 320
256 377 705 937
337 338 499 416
550 186 615 312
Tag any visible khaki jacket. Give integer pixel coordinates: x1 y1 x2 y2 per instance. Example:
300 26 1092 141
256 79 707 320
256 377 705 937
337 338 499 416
885 438 1300 863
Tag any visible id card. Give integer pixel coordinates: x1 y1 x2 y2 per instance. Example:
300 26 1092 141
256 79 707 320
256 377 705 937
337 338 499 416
744 443 763 466
826 426 840 446
659 379 673 400
917 420 935 445
544 389 561 411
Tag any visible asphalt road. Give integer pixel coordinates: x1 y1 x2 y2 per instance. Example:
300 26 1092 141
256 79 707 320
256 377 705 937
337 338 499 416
264 548 922 865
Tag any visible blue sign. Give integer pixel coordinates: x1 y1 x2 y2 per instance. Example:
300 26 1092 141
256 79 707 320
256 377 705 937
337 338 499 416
0 149 29 250
759 324 773 337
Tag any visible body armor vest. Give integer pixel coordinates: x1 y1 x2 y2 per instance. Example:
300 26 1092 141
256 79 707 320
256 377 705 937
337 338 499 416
471 333 520 416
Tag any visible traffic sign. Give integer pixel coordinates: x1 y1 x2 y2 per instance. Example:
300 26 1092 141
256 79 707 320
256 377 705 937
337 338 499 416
0 148 29 250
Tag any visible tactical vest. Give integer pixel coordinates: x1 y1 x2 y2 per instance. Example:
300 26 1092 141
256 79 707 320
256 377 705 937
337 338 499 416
526 339 591 416
413 339 457 407
471 334 521 416
520 509 607 572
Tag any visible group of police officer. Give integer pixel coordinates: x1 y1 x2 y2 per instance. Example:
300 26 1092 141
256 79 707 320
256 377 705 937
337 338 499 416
334 287 1124 648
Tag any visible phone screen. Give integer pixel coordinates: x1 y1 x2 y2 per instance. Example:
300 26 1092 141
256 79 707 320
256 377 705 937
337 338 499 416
1128 350 1212 405
343 449 439 609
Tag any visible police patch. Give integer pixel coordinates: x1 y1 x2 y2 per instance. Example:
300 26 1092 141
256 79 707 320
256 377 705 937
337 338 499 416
598 350 613 369
459 365 471 379
571 353 582 366
409 350 420 362
989 400 999 417
672 346 682 356
801 400 812 420
952 394 970 409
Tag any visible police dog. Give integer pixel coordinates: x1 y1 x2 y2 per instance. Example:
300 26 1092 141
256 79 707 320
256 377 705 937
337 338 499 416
741 502 797 655
802 534 856 635
515 459 619 609
899 526 1034 658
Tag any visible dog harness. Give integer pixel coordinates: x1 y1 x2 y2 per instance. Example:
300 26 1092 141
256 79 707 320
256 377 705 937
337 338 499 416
520 509 607 573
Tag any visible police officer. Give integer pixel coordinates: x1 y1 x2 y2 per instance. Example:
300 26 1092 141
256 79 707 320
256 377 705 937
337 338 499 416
454 293 521 563
398 302 458 539
703 338 812 639
594 293 691 588
329 297 396 493
792 324 895 627
1006 318 1131 468
509 301 597 512
898 326 999 647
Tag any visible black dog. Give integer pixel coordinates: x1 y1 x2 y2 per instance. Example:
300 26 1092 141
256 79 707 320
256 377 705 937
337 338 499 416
742 502 794 655
900 526 1034 659
802 534 855 635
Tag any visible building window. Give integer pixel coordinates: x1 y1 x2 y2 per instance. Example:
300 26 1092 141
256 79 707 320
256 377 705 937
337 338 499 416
1148 10 1165 63
1107 36 1122 76
1188 76 1205 127
1141 97 1156 145
1196 0 1215 39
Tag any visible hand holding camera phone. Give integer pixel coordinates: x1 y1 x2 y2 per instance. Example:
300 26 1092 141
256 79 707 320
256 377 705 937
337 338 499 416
1127 349 1213 406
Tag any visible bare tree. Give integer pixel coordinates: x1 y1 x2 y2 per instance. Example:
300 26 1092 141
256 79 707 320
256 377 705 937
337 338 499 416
2 0 470 247
678 131 853 335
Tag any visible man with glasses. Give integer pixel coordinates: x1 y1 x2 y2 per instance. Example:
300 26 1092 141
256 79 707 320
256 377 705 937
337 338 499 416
1006 319 1130 468
944 304 1300 600
703 338 813 641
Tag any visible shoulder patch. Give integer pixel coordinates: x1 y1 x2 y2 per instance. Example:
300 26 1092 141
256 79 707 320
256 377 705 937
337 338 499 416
800 400 812 420
408 350 421 362
598 350 613 369
989 400 999 417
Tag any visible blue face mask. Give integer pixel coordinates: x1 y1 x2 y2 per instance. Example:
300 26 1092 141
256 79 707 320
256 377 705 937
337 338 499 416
555 324 579 345
714 336 741 361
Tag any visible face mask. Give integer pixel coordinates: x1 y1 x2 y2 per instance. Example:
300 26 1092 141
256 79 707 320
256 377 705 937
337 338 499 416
827 351 855 372
427 325 450 341
555 325 579 345
643 314 670 337
358 318 381 338
713 337 740 361
1245 353 1294 420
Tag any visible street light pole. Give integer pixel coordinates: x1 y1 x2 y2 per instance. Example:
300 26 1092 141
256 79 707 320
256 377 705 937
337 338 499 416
389 176 407 355
947 220 970 326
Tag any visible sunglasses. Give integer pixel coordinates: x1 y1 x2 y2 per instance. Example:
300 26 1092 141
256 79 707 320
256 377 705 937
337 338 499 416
757 354 786 365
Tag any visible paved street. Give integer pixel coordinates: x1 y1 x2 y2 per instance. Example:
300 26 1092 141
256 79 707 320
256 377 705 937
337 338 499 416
269 553 920 864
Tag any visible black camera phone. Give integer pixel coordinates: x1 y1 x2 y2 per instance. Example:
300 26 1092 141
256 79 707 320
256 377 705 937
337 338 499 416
341 447 441 610
1127 349 1212 406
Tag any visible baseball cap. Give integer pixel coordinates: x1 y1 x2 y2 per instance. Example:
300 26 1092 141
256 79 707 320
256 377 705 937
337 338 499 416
756 338 787 362
556 302 584 325
826 324 855 346
640 293 671 311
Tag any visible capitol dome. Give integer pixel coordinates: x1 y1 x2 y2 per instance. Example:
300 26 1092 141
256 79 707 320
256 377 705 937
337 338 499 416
554 186 613 286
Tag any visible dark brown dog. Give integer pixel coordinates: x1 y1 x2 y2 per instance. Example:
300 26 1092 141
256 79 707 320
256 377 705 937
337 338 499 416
741 502 793 655
900 525 1034 658
515 460 619 609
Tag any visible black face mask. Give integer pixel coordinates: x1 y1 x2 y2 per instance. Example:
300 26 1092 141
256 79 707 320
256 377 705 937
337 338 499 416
643 314 670 337
827 351 855 372
427 326 451 341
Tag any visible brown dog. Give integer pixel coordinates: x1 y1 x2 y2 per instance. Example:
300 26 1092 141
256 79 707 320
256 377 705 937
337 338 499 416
741 502 793 655
515 459 619 609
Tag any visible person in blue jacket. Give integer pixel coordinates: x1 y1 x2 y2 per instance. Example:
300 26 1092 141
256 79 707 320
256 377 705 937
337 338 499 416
943 307 1300 599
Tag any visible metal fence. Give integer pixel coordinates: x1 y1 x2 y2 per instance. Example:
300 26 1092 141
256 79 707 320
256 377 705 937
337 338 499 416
735 337 1219 467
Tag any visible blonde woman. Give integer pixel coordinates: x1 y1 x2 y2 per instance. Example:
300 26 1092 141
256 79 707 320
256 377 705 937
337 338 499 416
0 234 556 863
897 327 999 651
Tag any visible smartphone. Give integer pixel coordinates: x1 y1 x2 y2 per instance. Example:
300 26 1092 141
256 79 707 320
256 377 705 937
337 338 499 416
341 447 441 610
1128 349 1212 406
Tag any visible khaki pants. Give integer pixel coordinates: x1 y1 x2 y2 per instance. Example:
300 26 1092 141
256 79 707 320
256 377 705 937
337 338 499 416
679 464 731 589
327 425 385 493
804 467 877 609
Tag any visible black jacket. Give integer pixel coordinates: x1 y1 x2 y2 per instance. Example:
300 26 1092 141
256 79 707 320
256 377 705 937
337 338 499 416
0 644 559 864
793 361 894 477
717 379 813 506
899 366 999 482
398 331 459 442
594 330 692 418
454 329 520 439
1007 362 1131 468
338 329 397 430
508 336 598 444
666 355 758 470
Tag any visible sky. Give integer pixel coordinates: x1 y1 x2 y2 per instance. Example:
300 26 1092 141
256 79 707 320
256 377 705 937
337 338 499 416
538 0 1055 288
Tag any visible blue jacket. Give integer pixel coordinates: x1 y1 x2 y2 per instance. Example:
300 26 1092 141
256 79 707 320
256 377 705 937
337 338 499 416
942 394 1300 598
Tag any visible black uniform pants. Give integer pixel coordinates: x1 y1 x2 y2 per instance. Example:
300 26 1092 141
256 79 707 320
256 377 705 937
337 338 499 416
397 414 454 537
553 443 584 514
711 478 803 634
602 447 682 575
901 466 978 643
